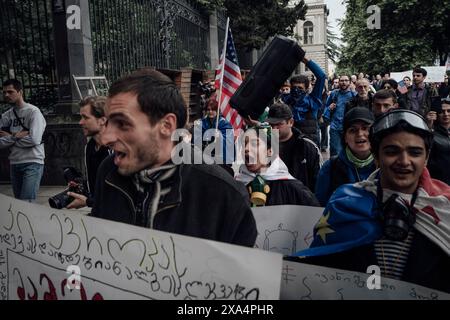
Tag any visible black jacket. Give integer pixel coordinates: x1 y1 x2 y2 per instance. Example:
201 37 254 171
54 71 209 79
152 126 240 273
84 138 110 207
428 124 450 185
403 85 432 116
295 231 450 293
265 179 320 207
344 93 373 114
279 128 321 192
91 155 257 247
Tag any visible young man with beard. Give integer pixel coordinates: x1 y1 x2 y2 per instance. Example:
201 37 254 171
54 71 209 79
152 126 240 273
265 102 321 192
296 110 450 293
324 75 357 156
90 69 257 247
66 96 111 209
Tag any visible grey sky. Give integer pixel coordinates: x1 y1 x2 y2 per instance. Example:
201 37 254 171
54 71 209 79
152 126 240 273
324 0 346 40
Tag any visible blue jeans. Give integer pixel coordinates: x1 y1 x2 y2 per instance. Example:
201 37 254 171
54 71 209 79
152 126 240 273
10 162 44 202
329 129 343 157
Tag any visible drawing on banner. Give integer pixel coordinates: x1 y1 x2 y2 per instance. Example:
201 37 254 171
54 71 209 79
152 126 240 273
263 224 298 256
281 260 450 300
253 205 323 255
0 194 282 300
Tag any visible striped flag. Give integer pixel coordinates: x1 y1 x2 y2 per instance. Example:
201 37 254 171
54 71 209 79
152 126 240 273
215 25 243 131
397 80 408 94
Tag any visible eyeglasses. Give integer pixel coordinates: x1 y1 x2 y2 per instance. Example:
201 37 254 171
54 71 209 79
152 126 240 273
371 109 431 136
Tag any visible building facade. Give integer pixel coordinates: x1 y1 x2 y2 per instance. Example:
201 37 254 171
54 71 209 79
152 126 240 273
292 0 329 77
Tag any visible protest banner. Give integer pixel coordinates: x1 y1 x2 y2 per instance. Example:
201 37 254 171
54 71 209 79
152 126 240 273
390 71 412 83
252 205 323 255
422 66 447 83
391 67 446 84
0 194 282 300
280 260 450 300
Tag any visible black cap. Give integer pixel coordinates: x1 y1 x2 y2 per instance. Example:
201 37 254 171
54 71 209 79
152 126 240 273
343 107 375 132
266 103 293 124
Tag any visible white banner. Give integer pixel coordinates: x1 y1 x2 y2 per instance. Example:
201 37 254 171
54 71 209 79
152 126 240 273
280 260 450 300
0 194 282 300
390 71 412 83
391 67 447 83
422 66 447 83
252 205 323 256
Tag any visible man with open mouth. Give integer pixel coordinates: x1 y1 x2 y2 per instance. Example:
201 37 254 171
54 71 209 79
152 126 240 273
90 69 257 247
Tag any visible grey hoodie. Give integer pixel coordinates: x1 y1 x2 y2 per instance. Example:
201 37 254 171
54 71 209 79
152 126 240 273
0 103 46 164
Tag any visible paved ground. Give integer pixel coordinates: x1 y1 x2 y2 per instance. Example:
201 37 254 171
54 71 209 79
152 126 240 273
0 184 90 214
0 148 329 210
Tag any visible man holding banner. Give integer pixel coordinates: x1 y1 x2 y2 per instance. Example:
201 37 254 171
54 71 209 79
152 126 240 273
296 110 450 293
91 69 257 247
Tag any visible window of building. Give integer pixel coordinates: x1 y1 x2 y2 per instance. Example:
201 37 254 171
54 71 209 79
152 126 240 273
303 21 314 44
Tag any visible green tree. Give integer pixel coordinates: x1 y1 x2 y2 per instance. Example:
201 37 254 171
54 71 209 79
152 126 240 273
338 0 447 75
198 0 308 51
327 22 341 64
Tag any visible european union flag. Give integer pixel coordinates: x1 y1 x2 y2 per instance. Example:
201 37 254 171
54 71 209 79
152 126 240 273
294 184 383 257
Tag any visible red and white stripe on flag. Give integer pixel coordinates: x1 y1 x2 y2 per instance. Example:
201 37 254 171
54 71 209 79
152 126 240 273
214 27 243 132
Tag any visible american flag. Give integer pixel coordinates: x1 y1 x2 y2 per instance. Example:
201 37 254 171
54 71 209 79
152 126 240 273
397 80 408 94
215 26 243 131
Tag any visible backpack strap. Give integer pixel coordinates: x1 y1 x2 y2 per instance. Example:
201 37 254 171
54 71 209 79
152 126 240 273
13 108 30 131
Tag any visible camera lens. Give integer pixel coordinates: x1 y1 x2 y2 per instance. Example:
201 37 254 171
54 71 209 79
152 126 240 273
48 190 72 209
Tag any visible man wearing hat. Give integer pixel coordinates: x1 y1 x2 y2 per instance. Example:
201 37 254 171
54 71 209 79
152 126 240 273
266 102 322 192
295 109 450 294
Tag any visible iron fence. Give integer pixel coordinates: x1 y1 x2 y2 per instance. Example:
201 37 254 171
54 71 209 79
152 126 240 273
0 0 213 109
89 0 210 83
0 0 57 112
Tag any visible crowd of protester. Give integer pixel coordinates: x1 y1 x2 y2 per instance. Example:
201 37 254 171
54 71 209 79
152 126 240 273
2 56 450 294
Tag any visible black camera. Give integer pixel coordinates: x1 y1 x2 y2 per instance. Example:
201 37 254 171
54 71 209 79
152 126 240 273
48 167 87 209
382 194 416 240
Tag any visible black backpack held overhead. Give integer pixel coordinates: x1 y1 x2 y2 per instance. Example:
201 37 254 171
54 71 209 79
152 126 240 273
230 35 306 120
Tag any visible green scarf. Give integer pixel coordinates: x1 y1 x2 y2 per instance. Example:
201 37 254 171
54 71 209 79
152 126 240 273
345 146 373 168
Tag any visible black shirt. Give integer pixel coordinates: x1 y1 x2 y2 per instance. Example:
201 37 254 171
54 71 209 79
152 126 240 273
85 138 110 196
279 134 297 175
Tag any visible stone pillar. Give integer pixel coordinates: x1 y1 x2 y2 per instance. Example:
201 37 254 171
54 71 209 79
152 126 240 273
209 10 219 69
52 0 94 114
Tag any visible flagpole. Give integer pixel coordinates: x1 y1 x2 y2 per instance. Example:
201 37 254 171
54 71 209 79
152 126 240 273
215 17 230 132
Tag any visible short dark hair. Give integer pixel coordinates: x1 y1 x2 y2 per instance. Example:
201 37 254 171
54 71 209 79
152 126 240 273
108 69 187 129
413 67 427 77
403 76 411 81
2 79 22 91
290 75 309 88
79 96 107 118
370 121 433 158
373 89 397 104
382 79 398 90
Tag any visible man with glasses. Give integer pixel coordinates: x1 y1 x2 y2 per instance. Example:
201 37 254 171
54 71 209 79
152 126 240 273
323 75 357 156
266 102 321 192
295 109 450 293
